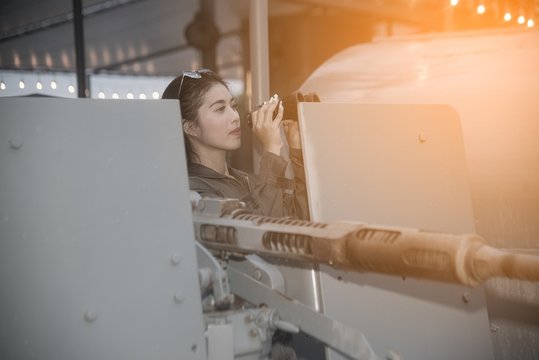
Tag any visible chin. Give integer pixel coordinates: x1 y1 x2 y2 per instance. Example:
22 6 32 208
225 140 241 151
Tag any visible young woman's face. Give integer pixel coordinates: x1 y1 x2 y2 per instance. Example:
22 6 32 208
193 83 241 151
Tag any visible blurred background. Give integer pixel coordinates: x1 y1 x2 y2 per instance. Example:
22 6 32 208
1 0 536 100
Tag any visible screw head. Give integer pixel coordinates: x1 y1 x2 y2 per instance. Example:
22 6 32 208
253 268 262 281
84 310 98 323
385 350 401 360
170 252 181 266
9 136 23 150
174 291 185 304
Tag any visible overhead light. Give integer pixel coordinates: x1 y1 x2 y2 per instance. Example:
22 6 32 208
152 91 160 99
68 85 75 94
1 81 6 90
126 92 134 99
477 4 486 14
528 19 535 28
138 93 146 99
19 80 25 89
518 15 525 24
450 0 458 6
50 80 57 89
504 12 512 22
36 81 43 90
112 92 119 99
98 91 105 99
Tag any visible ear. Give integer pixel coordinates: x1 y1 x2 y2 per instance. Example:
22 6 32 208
182 120 200 137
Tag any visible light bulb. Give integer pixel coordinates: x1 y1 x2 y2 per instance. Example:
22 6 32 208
138 93 146 99
504 12 512 22
450 0 458 7
518 15 525 24
528 19 535 27
68 85 75 94
127 92 134 99
152 91 160 99
1 81 6 90
19 80 25 89
477 4 486 14
98 91 105 99
50 80 57 89
112 92 119 99
36 81 43 90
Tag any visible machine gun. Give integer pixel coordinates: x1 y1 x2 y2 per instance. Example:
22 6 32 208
192 197 539 288
191 196 539 360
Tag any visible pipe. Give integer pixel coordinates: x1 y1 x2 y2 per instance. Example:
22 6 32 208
73 0 87 98
249 0 270 109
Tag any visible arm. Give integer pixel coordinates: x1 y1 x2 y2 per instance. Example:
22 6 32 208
249 99 309 219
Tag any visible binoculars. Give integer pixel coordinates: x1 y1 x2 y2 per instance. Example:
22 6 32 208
246 91 320 128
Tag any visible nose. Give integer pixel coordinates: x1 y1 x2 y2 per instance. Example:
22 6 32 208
230 106 240 124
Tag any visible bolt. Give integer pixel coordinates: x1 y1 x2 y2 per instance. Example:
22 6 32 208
385 350 401 360
9 136 23 150
462 292 471 304
253 268 262 281
245 312 256 323
84 310 98 323
173 291 185 304
170 252 181 266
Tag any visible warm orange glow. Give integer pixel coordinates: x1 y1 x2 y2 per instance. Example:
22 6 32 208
504 12 512 22
528 19 535 28
518 15 525 24
477 4 486 14
450 0 459 6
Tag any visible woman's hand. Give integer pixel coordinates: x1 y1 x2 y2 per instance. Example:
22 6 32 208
283 120 302 150
250 94 283 155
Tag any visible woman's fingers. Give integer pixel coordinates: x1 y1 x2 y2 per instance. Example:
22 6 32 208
273 100 284 128
255 95 281 127
283 119 302 149
250 94 284 155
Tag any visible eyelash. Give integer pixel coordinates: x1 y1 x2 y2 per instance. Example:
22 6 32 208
216 104 238 112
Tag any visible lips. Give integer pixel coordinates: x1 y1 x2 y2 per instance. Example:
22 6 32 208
230 127 241 136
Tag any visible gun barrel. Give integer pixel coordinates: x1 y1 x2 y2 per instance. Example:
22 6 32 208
192 198 539 287
341 226 539 286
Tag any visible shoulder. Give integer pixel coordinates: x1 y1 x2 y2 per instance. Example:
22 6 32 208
189 175 223 197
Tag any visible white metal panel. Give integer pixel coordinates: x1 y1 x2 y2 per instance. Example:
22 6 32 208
0 98 206 360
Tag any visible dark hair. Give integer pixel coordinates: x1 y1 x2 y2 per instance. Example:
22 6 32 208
162 70 229 165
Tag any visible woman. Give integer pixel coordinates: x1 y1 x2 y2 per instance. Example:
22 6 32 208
162 69 309 220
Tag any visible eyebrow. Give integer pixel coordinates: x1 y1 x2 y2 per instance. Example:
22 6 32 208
209 98 237 108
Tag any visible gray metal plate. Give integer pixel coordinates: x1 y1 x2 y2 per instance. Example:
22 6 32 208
298 103 494 360
0 98 206 360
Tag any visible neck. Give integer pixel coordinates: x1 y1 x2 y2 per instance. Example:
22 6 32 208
191 143 229 175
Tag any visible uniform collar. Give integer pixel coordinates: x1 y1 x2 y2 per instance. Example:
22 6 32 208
189 163 246 180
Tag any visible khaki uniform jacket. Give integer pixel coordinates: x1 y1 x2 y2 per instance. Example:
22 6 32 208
188 149 309 220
